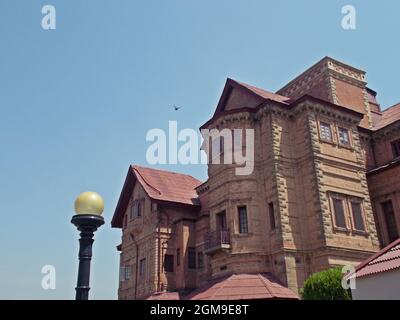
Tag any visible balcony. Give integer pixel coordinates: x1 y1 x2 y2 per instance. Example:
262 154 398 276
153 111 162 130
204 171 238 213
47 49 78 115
204 229 231 254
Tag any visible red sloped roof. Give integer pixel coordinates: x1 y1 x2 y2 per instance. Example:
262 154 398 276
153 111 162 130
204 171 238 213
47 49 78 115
132 165 202 205
111 165 202 228
146 292 181 300
373 103 400 130
185 273 299 300
350 238 400 279
232 79 291 104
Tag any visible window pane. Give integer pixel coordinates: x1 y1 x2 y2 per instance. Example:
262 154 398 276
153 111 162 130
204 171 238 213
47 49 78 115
320 122 332 141
188 247 196 269
333 198 346 228
382 201 399 242
238 206 248 233
351 202 365 231
131 201 138 219
137 201 141 217
338 128 350 146
164 254 174 272
391 140 400 159
269 202 276 230
197 252 204 269
139 258 146 276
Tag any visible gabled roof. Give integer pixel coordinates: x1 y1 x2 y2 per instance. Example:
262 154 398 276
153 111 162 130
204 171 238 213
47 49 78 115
201 77 365 130
349 238 400 279
373 103 400 130
212 78 290 117
111 165 202 228
185 273 299 300
234 79 291 104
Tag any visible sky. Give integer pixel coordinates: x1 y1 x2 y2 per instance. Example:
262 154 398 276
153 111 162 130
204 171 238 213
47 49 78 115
0 0 399 299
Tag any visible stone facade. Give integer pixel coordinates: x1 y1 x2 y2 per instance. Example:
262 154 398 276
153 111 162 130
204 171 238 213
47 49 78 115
112 57 400 299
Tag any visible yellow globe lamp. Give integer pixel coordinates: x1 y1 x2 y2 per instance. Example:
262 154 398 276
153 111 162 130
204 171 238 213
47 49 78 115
74 191 104 216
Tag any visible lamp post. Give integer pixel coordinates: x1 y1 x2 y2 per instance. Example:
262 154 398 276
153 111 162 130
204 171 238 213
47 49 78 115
71 191 105 300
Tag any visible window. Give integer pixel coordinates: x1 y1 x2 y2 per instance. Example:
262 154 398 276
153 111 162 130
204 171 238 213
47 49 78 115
164 254 174 272
391 140 400 159
197 252 204 269
350 201 365 231
120 266 131 282
238 206 249 233
269 202 276 230
338 127 350 146
332 196 347 229
139 258 146 276
320 122 332 142
176 248 180 266
130 201 138 219
137 201 142 217
217 211 227 230
233 129 243 150
211 137 221 159
188 247 196 269
382 201 399 243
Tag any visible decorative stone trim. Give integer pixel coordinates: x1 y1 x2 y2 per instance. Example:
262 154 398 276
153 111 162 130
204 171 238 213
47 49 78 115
305 113 331 242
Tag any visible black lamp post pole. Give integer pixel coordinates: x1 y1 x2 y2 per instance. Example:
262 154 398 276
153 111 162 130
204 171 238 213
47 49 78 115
71 214 104 300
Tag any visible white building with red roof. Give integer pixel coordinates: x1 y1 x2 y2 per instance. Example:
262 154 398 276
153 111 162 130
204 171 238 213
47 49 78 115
350 238 400 300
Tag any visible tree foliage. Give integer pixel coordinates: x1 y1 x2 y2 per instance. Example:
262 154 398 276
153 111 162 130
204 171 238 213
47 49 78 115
301 267 352 300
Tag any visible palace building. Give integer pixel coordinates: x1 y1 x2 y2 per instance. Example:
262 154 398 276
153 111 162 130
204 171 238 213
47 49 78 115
111 57 400 300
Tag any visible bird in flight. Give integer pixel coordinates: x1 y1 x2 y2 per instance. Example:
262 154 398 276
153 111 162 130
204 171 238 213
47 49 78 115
173 105 182 111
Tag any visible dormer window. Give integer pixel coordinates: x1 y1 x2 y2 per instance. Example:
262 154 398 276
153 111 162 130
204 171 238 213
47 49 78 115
319 121 332 142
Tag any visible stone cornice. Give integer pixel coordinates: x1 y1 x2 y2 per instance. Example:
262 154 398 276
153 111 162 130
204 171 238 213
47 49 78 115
277 57 366 98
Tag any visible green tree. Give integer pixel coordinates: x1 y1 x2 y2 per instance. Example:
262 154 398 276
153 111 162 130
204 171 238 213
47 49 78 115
301 267 352 300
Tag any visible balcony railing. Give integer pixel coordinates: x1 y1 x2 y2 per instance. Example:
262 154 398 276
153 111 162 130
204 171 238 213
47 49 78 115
204 229 231 253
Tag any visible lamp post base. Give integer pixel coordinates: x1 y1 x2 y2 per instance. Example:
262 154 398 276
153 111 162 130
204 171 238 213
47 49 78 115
71 214 104 300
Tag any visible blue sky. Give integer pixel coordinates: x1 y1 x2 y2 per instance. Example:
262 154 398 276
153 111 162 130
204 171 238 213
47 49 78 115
0 0 399 299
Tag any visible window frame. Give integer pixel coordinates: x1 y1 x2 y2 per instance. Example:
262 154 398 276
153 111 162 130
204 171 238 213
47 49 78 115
337 126 352 148
319 120 334 143
139 258 146 277
120 265 131 282
349 198 367 233
391 139 400 159
130 200 138 220
188 247 196 269
137 200 142 217
382 200 399 243
130 199 144 220
163 254 174 273
237 206 249 234
329 193 349 231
